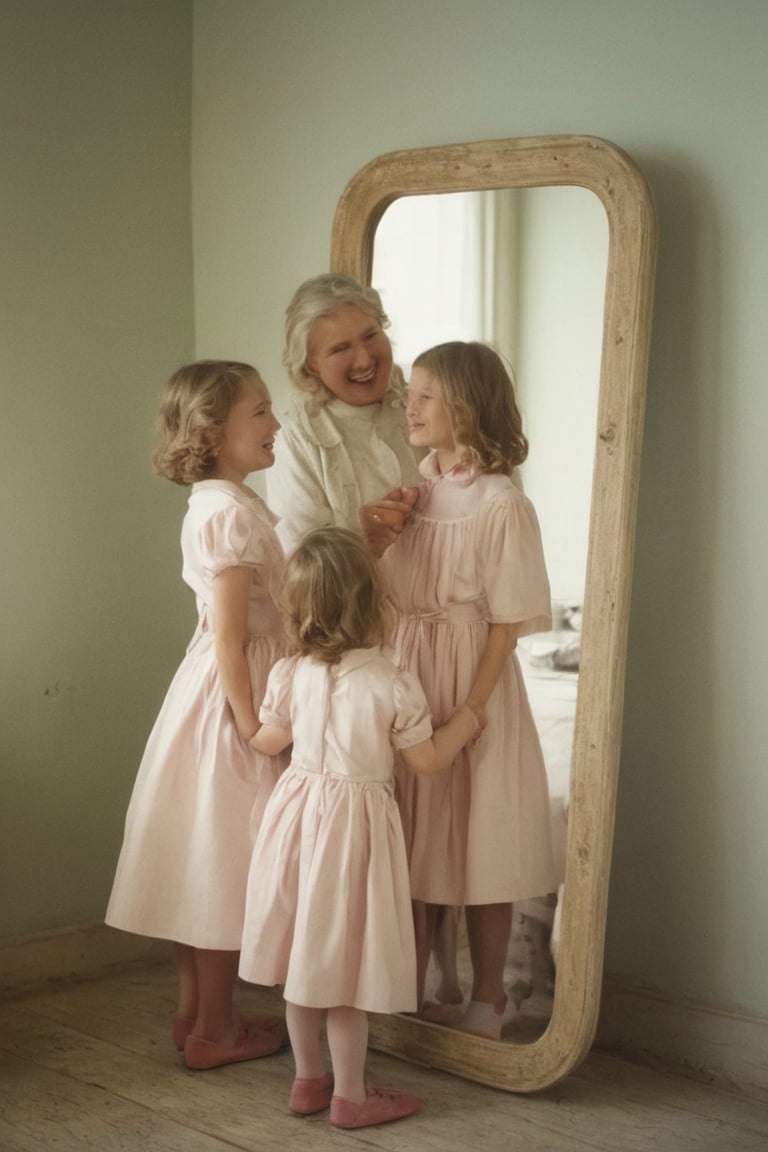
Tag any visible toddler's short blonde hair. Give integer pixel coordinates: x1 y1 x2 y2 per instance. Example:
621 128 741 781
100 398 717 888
281 527 396 664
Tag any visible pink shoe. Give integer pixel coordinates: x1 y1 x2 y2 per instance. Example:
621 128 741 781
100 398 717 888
184 1020 287 1070
239 1012 286 1040
173 1011 285 1051
330 1087 421 1129
288 1073 334 1115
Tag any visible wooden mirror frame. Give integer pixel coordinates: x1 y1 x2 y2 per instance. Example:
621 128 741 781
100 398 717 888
330 136 657 1093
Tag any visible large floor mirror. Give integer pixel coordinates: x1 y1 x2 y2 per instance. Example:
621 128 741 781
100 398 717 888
330 136 657 1092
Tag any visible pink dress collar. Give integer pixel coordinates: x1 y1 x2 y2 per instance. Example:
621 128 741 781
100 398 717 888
416 450 480 513
418 449 478 486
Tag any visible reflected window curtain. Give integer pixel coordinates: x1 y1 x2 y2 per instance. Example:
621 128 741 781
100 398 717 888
372 192 520 375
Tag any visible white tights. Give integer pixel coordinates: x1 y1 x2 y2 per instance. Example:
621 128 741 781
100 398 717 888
285 1001 368 1104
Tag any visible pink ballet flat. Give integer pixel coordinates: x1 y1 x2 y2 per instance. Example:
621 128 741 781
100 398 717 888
288 1072 335 1115
184 1019 287 1070
238 1012 286 1039
173 1011 285 1051
330 1087 421 1129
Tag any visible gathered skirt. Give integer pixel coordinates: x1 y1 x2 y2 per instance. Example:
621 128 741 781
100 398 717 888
106 626 288 949
239 766 417 1014
394 615 556 906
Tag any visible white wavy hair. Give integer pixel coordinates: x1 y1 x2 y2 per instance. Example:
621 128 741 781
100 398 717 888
282 272 402 401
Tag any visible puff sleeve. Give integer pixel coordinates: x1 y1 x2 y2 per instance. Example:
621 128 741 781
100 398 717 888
198 504 276 580
258 656 297 729
390 669 434 749
478 489 552 636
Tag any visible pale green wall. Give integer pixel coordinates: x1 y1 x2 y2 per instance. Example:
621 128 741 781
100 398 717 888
1 2 195 937
191 0 768 1019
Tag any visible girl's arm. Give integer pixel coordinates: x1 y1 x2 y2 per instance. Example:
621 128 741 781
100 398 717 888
400 704 482 777
212 565 260 740
464 621 520 718
250 722 292 756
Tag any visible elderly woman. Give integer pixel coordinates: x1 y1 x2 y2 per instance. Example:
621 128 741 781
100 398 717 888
269 274 463 1011
268 273 423 554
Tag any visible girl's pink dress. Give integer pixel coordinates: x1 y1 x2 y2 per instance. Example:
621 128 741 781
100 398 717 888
238 647 432 1014
106 480 288 950
383 452 556 906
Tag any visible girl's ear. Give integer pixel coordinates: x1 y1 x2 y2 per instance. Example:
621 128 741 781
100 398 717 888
207 425 224 460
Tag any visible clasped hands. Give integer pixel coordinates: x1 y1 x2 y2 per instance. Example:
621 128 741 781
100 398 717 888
359 485 420 557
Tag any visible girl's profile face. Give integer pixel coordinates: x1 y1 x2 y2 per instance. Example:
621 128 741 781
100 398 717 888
406 367 461 469
214 375 281 483
305 304 393 407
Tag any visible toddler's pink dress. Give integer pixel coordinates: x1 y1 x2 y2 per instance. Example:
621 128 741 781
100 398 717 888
238 647 432 1014
383 452 556 907
106 480 288 949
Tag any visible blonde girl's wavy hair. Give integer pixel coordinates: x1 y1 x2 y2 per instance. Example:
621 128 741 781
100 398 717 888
280 527 396 664
412 341 528 475
283 272 405 403
152 360 261 485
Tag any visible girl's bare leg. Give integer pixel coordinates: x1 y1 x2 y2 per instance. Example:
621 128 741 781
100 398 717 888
191 948 240 1042
465 902 512 1013
174 942 198 1020
326 1005 368 1104
181 949 286 1069
413 899 440 1009
433 905 463 1004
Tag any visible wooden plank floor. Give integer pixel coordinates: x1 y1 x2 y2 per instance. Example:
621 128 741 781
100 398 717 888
0 960 766 1151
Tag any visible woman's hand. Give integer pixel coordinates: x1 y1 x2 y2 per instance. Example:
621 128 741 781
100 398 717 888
360 486 419 556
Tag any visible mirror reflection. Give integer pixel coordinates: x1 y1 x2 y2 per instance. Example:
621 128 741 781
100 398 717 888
327 135 656 1091
372 187 608 1042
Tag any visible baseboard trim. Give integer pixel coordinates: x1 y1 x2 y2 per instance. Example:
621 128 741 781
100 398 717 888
596 974 768 1100
0 922 169 996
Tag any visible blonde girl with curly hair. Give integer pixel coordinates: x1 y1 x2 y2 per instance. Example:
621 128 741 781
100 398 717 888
107 361 290 1070
362 341 556 1039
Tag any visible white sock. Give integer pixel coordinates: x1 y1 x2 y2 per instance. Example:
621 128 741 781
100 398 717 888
460 999 505 1040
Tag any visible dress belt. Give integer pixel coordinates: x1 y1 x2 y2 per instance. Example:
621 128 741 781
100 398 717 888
394 599 489 666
